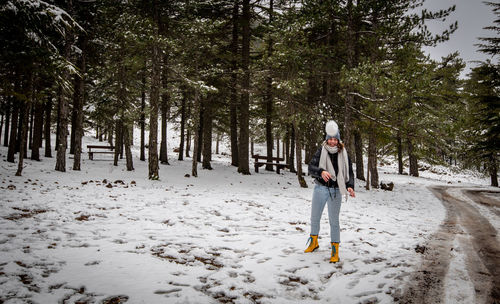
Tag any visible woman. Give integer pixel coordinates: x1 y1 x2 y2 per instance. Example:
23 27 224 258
305 120 355 263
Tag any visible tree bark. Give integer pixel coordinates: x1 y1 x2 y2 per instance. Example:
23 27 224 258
7 99 19 162
397 130 403 174
31 102 44 161
490 153 498 187
178 86 186 161
28 106 34 150
140 68 146 161
285 127 290 165
230 0 239 167
238 0 251 175
216 133 220 155
3 99 10 147
197 105 203 163
191 93 201 177
186 129 191 158
16 101 30 176
276 137 280 160
123 124 134 171
55 84 69 172
295 122 307 188
44 98 52 157
16 97 25 154
368 123 379 188
202 97 213 170
265 0 274 172
73 34 86 171
159 54 169 165
114 120 122 166
55 13 73 172
55 87 61 151
148 0 160 179
354 129 365 181
70 81 78 155
289 124 296 173
407 134 419 177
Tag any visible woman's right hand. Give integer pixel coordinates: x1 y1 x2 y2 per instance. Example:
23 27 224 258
321 171 332 182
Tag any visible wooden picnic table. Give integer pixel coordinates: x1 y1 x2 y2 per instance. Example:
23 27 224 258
87 145 114 160
252 154 288 174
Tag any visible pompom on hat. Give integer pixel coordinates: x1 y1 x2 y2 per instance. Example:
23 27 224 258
325 120 341 141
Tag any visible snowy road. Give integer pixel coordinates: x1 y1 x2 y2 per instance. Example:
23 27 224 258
399 187 500 304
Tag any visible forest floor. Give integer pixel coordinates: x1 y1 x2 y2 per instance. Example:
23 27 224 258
0 135 498 304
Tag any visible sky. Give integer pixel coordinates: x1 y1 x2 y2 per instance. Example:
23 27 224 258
420 0 497 78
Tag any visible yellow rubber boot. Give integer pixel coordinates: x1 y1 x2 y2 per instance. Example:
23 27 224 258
330 242 339 263
304 235 319 253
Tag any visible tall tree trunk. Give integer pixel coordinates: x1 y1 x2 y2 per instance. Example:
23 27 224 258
490 154 498 187
197 105 203 163
28 106 34 150
70 82 78 155
230 0 239 167
202 98 213 170
3 99 10 147
397 130 403 174
16 97 25 153
55 13 73 172
114 120 122 166
123 124 134 171
73 34 86 171
265 0 274 171
7 101 19 162
238 0 251 175
31 102 44 161
354 129 365 181
276 136 280 160
16 101 30 176
343 1 357 160
216 133 220 155
289 124 296 173
295 122 307 188
191 93 201 177
148 0 160 179
186 129 191 158
159 54 169 165
55 87 61 151
407 134 418 177
178 86 186 161
368 123 378 188
107 126 113 146
44 97 52 157
55 84 69 172
285 127 290 165
140 69 146 161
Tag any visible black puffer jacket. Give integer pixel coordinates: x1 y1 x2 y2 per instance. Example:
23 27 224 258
308 146 355 189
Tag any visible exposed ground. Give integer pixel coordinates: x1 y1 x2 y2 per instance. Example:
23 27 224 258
397 187 500 304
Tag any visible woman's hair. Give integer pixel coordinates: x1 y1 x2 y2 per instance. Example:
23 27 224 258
337 142 344 151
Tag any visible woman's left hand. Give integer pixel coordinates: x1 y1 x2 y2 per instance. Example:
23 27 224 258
347 187 355 198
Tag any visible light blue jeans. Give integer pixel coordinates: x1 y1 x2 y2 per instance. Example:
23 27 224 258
310 184 342 243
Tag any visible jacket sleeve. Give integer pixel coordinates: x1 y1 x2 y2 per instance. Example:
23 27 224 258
346 155 355 190
308 147 323 178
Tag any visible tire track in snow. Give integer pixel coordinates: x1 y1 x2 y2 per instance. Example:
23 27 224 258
398 186 500 304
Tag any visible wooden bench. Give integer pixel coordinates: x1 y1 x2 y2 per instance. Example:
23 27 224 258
252 154 288 174
87 145 115 160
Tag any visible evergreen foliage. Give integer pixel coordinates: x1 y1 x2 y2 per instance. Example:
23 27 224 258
0 0 497 185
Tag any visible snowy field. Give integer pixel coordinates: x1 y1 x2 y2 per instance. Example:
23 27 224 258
0 133 492 304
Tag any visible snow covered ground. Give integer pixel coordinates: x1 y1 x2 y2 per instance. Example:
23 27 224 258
0 133 493 304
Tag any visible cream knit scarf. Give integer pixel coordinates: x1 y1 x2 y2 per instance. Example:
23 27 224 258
319 141 349 197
